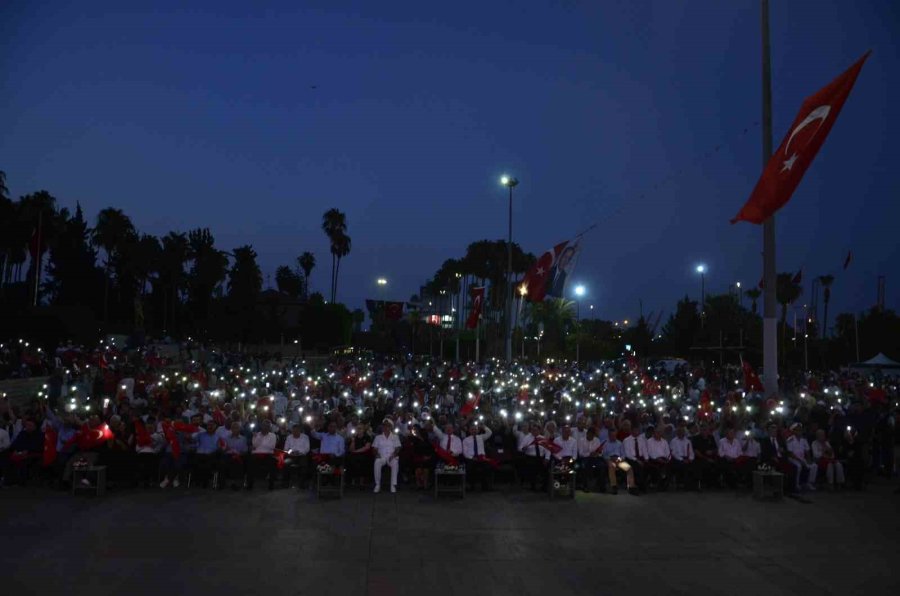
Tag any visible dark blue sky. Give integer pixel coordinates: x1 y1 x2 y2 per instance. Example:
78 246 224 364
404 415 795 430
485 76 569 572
2 1 898 323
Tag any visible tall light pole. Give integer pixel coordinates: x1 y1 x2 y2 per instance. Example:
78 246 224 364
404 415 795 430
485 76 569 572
501 175 518 362
574 284 585 363
761 0 778 398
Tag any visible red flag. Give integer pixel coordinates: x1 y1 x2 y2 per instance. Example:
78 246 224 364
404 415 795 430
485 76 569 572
134 419 154 447
758 276 765 290
465 287 485 329
535 437 562 455
732 52 870 224
742 361 764 392
43 427 58 467
520 239 579 302
274 449 287 470
161 421 181 458
433 444 459 466
459 392 481 416
792 269 803 285
843 250 852 270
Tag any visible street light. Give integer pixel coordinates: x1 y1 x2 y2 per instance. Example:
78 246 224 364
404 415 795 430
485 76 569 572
501 175 519 363
376 278 387 286
573 285 586 362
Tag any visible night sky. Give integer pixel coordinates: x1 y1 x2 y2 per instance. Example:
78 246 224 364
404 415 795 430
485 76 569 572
2 1 898 323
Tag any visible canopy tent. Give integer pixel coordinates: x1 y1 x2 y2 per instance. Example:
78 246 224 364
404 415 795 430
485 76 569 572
849 353 900 376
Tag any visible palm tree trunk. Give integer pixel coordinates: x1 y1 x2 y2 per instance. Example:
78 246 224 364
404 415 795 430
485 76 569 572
104 261 111 325
330 254 336 303
822 298 830 339
334 257 341 303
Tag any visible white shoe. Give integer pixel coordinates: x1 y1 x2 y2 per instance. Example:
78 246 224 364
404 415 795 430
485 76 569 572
806 483 816 491
173 478 180 488
373 485 380 493
80 478 92 487
159 478 169 489
390 485 396 493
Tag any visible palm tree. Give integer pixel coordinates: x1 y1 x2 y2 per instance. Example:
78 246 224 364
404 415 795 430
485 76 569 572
775 272 803 363
744 288 762 315
321 209 347 302
160 232 189 334
92 207 136 324
331 232 351 303
298 251 316 298
817 274 835 338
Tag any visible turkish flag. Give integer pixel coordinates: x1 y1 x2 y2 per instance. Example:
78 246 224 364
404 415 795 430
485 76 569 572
535 437 562 455
459 392 481 416
792 269 803 285
742 361 764 392
465 287 485 329
43 427 59 467
134 419 154 447
520 241 570 302
732 52 869 224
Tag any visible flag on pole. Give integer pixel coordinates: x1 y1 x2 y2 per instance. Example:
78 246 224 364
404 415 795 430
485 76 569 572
731 52 870 224
465 287 485 329
520 236 581 302
792 269 803 285
843 250 852 270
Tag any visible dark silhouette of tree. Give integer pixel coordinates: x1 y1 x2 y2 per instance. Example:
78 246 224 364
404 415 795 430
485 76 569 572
43 203 103 309
298 251 316 297
275 265 303 298
186 228 228 332
92 207 136 324
321 209 347 302
660 296 701 357
157 232 189 335
331 232 351 303
227 245 262 342
744 287 761 315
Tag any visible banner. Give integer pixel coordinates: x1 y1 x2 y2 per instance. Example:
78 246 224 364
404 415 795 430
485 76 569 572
520 237 581 302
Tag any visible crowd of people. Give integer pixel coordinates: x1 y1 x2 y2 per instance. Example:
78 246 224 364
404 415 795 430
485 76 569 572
1 343 898 499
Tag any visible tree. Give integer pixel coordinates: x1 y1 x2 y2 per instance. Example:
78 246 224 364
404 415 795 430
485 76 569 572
92 207 136 324
817 274 835 338
744 288 762 315
157 232 190 334
775 272 803 328
660 296 701 357
352 308 365 333
525 298 575 353
186 228 228 332
321 209 347 302
227 245 263 342
275 265 303 298
298 251 316 297
331 232 351 303
43 203 103 310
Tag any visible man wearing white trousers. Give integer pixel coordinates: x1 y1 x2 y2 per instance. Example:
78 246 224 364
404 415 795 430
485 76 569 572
786 423 817 491
372 420 401 493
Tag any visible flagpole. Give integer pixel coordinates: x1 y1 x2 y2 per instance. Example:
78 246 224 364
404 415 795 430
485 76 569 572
761 0 779 398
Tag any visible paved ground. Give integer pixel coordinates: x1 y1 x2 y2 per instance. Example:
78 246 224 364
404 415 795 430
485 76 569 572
4 482 899 596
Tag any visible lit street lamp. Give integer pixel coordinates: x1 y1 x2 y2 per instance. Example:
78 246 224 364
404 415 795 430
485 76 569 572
696 264 707 315
501 175 519 363
376 277 387 286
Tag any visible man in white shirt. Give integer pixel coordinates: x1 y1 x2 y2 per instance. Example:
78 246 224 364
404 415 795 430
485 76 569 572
622 425 647 491
518 423 549 491
372 420 401 493
553 425 579 462
669 424 696 490
282 423 310 489
645 426 672 490
432 422 462 458
717 428 744 488
786 423 817 491
250 420 277 490
462 422 493 491
577 427 605 492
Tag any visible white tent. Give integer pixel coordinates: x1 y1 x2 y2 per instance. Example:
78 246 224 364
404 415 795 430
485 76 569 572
850 353 900 375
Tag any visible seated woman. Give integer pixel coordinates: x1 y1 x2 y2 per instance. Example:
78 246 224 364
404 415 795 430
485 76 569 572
408 424 435 490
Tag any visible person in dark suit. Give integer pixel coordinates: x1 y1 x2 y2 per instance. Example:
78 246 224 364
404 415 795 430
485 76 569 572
759 423 797 493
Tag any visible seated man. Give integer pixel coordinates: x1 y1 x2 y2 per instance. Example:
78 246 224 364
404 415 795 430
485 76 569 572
759 423 797 493
432 422 463 459
3 418 43 486
691 423 720 489
310 420 346 466
601 432 639 496
282 423 310 489
717 428 744 488
577 427 606 492
739 429 761 486
518 423 550 491
221 421 249 490
372 420 401 493
644 426 671 490
785 423 817 492
193 419 221 488
622 425 647 491
669 424 697 490
462 422 493 491
250 420 278 490
811 428 844 489
553 424 579 464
